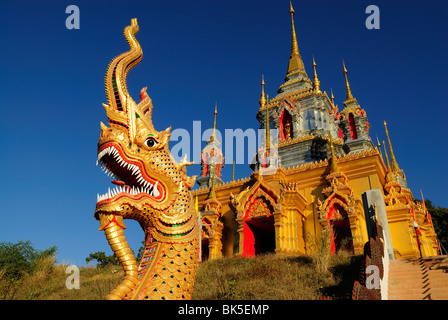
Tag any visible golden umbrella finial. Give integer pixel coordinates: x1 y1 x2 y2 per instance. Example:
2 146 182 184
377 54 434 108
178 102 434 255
287 1 305 74
384 121 400 172
382 140 391 172
289 1 298 56
342 59 354 102
209 102 218 142
312 56 321 93
265 101 271 152
329 135 338 173
259 74 266 108
207 163 217 199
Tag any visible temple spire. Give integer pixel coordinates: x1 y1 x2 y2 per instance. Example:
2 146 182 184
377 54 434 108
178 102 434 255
376 135 381 151
287 1 306 75
232 160 235 182
342 59 354 102
330 88 335 106
329 135 338 173
420 189 427 211
208 102 218 143
312 56 321 93
382 140 391 172
207 164 217 199
259 75 266 108
266 95 271 152
384 121 400 172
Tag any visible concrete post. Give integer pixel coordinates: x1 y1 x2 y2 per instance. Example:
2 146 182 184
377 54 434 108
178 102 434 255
362 189 394 260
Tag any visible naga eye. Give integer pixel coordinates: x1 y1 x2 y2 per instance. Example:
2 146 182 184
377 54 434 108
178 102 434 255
144 137 158 148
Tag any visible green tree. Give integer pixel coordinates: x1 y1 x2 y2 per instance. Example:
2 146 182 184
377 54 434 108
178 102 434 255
136 240 145 262
85 251 120 268
0 240 56 281
425 199 448 254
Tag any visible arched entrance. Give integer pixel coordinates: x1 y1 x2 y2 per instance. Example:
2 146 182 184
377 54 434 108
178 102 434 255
201 239 210 261
329 204 353 253
245 215 275 256
241 197 276 257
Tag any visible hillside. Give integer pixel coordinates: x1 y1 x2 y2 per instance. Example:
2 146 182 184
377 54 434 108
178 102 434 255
1 253 362 300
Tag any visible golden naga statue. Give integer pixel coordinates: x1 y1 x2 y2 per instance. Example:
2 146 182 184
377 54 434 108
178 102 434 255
94 18 199 300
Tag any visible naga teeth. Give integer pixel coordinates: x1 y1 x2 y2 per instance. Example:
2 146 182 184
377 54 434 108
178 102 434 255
153 181 160 197
96 146 161 203
96 181 160 203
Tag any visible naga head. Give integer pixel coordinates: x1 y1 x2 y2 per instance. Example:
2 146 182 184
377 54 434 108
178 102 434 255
94 19 199 301
95 18 195 226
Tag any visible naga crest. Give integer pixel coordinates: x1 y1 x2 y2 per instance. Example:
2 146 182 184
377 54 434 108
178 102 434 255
95 18 199 300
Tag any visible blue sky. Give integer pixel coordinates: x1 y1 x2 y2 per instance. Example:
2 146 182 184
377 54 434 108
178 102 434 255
1 0 447 266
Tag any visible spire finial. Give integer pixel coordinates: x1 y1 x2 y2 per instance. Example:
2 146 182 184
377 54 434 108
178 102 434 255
382 140 391 172
232 160 235 182
259 74 266 108
420 189 427 212
376 135 381 149
287 1 305 74
330 88 335 105
329 135 338 173
312 56 321 93
289 2 298 56
342 59 354 102
207 163 217 199
384 121 400 172
209 102 218 142
265 102 271 152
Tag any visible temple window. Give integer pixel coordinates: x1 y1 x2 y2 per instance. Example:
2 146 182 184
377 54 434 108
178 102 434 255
348 112 357 140
279 109 293 141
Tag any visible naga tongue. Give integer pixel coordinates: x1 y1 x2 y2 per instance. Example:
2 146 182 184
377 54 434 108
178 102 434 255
112 180 125 186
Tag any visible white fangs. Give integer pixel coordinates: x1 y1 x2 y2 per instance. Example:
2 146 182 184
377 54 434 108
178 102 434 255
96 146 160 203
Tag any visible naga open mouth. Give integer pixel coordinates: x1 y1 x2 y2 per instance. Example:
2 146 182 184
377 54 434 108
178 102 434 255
96 144 162 205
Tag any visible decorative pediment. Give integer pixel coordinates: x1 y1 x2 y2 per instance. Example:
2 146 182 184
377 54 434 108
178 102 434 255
318 193 355 220
339 104 367 121
230 175 280 219
202 197 222 216
322 171 351 197
317 170 360 221
245 197 273 220
273 97 299 119
201 215 222 239
383 172 413 209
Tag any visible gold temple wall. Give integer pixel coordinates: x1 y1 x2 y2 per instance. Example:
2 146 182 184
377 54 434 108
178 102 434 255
193 151 438 260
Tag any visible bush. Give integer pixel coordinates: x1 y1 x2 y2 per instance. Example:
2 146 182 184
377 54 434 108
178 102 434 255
307 227 333 273
0 240 57 299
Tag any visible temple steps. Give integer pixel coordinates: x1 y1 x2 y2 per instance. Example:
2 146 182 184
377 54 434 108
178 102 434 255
388 256 448 300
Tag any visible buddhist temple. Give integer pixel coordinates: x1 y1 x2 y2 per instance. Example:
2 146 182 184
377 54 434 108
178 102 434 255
192 2 439 260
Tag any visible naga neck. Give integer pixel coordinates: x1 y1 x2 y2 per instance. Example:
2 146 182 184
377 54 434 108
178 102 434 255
127 184 199 300
142 182 198 244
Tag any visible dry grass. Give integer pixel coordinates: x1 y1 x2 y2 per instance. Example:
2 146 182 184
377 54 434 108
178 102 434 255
3 257 125 300
2 252 358 300
192 252 355 300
